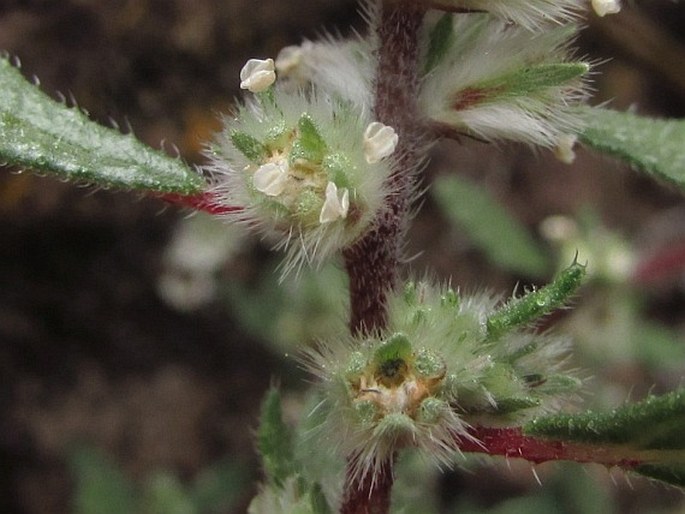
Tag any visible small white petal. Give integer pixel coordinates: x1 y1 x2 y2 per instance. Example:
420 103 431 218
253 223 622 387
553 134 578 164
239 58 276 93
253 161 288 196
363 122 399 164
591 0 621 16
319 182 349 224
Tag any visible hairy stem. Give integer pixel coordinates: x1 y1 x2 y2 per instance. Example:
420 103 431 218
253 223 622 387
341 2 426 513
340 457 395 514
343 1 426 336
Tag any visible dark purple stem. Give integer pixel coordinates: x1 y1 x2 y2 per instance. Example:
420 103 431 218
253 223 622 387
343 1 426 336
340 2 426 513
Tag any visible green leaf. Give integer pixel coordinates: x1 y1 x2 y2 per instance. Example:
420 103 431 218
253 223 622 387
580 107 685 191
69 446 137 514
453 63 588 108
432 174 551 277
486 260 586 340
424 13 454 74
526 389 685 449
190 460 253 512
257 388 295 487
0 56 204 194
309 482 332 514
141 473 196 514
231 130 267 163
495 63 588 98
525 389 685 487
290 113 327 165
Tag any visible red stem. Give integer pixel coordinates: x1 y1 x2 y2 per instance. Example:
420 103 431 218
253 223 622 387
632 241 685 286
340 458 395 514
460 426 641 470
157 191 240 215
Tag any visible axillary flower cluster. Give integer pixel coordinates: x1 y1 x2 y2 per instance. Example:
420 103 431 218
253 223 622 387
206 57 397 274
304 263 586 482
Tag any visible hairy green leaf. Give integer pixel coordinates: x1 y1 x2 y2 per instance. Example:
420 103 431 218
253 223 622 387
526 389 685 449
486 260 585 340
580 107 685 191
231 129 267 163
468 63 589 104
0 56 204 194
525 389 685 486
290 113 327 165
432 174 551 277
257 388 295 487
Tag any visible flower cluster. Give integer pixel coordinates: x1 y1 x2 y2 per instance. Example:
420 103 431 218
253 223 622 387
206 59 397 274
429 0 620 29
203 0 622 271
303 264 584 482
420 13 590 147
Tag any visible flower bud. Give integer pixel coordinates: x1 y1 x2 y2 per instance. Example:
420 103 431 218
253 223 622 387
240 58 276 93
553 134 578 164
363 122 399 164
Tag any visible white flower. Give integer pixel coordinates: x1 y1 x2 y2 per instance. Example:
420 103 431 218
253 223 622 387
591 0 621 16
363 122 399 164
240 58 276 93
319 181 349 223
253 161 288 196
553 134 578 164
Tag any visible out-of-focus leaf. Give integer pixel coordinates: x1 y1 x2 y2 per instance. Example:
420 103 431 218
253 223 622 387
424 13 454 74
432 174 551 277
0 56 204 194
69 447 137 514
222 262 346 352
140 473 196 514
257 388 295 487
190 460 253 513
580 107 685 191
